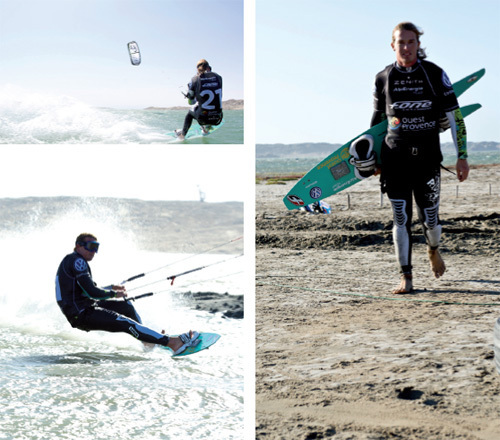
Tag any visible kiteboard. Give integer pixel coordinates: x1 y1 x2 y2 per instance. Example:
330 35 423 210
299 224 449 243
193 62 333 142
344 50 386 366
127 41 141 66
160 332 221 358
283 68 485 210
166 119 224 141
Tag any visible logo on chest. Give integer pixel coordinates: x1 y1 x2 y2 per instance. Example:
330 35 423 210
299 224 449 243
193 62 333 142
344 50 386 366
390 100 433 111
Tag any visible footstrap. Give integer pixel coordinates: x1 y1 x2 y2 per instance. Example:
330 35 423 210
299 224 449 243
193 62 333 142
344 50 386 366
349 134 377 179
179 331 200 345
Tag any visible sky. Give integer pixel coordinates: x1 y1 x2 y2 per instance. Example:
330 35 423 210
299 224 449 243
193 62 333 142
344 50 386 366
0 0 248 203
0 145 248 202
0 0 244 109
256 0 500 144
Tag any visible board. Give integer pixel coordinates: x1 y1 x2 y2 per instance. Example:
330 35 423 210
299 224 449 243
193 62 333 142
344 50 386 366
283 68 485 210
161 332 221 358
166 119 224 140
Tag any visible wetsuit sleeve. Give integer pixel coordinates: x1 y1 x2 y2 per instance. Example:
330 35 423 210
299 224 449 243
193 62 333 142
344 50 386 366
77 275 116 300
71 256 116 300
446 108 468 159
187 76 198 105
371 75 387 127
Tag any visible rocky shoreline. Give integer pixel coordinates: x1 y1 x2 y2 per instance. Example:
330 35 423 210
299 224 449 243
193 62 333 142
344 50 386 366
176 291 244 319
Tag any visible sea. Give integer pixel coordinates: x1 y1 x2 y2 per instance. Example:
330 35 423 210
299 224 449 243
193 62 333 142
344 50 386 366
256 150 500 175
0 213 246 439
0 88 243 144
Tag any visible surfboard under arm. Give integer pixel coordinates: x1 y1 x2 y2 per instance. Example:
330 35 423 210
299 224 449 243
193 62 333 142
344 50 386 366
283 68 485 210
283 103 481 210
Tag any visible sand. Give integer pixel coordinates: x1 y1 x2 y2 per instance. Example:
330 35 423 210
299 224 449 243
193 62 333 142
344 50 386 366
256 165 500 439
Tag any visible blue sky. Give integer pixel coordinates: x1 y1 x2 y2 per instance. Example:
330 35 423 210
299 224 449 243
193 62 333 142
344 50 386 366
257 0 500 144
0 0 243 109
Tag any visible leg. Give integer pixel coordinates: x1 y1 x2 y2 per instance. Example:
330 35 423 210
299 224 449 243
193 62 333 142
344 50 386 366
381 146 414 293
415 168 446 278
388 197 414 293
78 303 196 352
96 299 143 324
182 109 196 136
79 305 170 345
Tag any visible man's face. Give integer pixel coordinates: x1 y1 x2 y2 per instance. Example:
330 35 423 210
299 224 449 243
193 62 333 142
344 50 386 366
76 238 99 262
391 29 420 67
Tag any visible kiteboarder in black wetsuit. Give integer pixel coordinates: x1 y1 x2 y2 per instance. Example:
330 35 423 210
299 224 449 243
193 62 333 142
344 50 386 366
55 233 198 354
356 22 469 294
176 59 223 140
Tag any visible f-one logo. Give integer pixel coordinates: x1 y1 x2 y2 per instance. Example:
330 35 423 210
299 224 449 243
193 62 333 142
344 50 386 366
287 195 304 206
390 100 432 110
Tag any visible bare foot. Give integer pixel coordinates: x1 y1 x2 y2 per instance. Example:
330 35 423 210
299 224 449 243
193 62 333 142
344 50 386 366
428 248 446 278
392 274 413 294
167 330 194 352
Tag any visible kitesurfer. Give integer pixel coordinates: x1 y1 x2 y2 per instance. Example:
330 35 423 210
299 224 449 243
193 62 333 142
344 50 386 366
354 22 469 294
175 59 223 140
55 233 198 354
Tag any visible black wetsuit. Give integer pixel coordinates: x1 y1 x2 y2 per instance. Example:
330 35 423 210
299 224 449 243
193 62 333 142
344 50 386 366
55 252 170 345
371 59 459 273
182 71 223 135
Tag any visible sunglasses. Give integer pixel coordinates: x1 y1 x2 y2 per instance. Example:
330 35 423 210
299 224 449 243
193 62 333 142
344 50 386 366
77 241 100 253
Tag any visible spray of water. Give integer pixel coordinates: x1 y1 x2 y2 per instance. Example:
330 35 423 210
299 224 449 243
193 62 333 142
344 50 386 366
0 197 243 348
0 198 139 333
0 85 163 143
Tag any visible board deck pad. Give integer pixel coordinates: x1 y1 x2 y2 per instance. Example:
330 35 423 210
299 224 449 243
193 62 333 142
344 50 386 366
283 68 485 210
167 119 224 140
161 332 221 358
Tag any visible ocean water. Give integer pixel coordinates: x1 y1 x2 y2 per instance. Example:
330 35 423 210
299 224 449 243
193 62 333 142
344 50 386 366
256 150 500 175
0 87 243 144
0 209 245 440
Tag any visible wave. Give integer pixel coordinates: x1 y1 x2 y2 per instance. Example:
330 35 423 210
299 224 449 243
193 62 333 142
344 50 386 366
0 85 243 144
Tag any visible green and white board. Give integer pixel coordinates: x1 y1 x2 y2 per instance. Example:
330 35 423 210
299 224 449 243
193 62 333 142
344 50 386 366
161 332 221 358
283 69 485 210
167 119 224 141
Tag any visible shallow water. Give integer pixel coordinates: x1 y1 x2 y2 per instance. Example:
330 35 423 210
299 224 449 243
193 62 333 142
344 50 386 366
256 151 500 175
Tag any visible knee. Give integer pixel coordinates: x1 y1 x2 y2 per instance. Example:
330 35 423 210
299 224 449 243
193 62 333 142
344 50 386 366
390 199 408 228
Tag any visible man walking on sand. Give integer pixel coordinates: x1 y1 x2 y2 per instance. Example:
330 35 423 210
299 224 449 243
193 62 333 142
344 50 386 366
353 22 469 294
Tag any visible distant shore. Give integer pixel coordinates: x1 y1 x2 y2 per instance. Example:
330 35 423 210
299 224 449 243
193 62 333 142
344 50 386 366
145 99 244 111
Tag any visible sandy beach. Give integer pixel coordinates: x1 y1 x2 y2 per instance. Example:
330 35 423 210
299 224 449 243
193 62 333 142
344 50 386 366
256 165 500 439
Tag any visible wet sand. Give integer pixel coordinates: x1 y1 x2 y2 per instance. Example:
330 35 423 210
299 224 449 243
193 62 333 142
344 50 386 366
256 165 500 439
